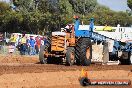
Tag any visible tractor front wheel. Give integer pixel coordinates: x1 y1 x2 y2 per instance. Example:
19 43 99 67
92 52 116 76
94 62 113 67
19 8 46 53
66 47 75 66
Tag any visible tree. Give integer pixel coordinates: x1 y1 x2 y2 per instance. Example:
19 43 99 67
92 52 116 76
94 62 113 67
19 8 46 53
69 0 97 15
127 0 132 10
57 0 73 27
0 2 16 32
38 0 74 32
86 10 132 27
1 0 132 34
11 0 44 34
12 0 19 7
0 2 10 13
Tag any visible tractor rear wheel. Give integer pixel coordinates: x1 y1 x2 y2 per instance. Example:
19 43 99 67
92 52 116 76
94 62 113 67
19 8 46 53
75 38 82 65
76 38 92 66
39 45 47 64
66 47 75 66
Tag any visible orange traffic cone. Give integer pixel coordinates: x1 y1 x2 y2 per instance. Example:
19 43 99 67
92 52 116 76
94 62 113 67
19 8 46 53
81 68 87 77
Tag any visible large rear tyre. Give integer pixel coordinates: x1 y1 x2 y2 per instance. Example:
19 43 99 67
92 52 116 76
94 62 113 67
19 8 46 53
66 47 75 66
39 45 47 64
76 38 92 66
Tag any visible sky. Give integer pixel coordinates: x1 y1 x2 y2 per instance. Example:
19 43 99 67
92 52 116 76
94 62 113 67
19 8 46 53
0 0 10 3
0 0 131 12
97 0 130 11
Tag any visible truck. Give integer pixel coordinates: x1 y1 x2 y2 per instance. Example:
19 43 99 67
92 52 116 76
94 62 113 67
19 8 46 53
39 17 132 66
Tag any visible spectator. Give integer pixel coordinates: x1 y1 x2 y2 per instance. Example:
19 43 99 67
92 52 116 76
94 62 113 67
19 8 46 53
29 36 36 55
0 33 3 42
26 36 30 55
41 36 44 46
20 34 27 55
9 34 17 53
17 35 22 51
44 36 48 45
15 34 19 47
10 34 17 46
35 36 41 54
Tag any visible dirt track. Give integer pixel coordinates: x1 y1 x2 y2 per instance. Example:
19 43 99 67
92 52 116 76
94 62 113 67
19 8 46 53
0 55 132 88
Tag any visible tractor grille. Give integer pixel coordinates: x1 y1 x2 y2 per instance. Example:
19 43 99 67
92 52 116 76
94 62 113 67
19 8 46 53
51 35 65 51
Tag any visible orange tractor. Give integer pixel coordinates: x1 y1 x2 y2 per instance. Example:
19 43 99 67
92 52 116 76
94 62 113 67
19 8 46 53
39 24 79 65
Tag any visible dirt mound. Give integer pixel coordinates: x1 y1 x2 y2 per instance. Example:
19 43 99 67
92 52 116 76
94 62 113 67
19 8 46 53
0 54 39 63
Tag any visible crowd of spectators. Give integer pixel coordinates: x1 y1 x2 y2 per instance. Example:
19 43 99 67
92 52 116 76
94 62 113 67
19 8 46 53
9 33 47 55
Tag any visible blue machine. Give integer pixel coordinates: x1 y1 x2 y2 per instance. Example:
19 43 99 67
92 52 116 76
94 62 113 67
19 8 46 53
74 17 132 64
74 17 132 52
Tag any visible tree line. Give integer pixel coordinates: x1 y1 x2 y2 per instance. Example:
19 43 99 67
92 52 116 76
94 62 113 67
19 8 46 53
0 0 132 35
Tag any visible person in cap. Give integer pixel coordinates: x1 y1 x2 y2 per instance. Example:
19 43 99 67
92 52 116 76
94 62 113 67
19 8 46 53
20 34 27 55
29 35 36 55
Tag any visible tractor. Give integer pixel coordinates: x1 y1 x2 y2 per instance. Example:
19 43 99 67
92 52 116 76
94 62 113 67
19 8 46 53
39 17 92 66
